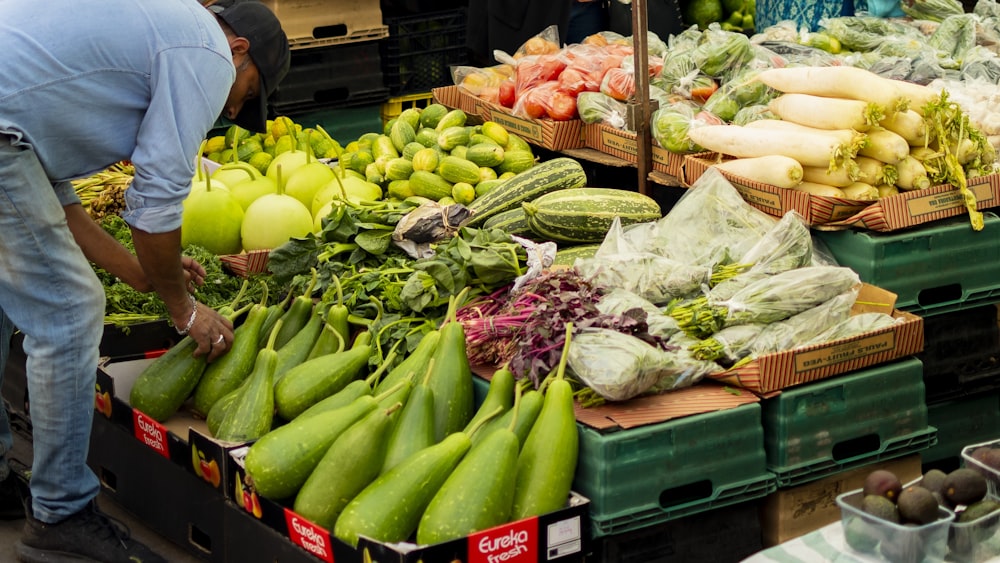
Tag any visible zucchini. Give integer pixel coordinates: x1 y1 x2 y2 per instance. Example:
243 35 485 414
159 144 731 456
408 170 454 201
191 300 270 416
467 157 586 227
552 244 601 267
292 403 399 529
380 360 436 475
243 395 379 500
214 321 280 443
523 187 661 244
428 295 474 441
129 336 206 422
511 324 578 519
273 340 373 420
333 432 472 547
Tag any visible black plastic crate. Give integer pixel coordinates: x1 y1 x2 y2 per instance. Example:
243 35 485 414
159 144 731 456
919 303 1000 404
380 9 468 96
270 41 389 116
588 500 763 563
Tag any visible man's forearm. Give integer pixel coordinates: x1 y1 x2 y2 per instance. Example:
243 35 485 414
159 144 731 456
129 226 193 324
64 203 150 291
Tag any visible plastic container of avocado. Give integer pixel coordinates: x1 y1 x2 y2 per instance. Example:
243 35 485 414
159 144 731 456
948 493 1000 563
836 483 955 563
963 439 1000 497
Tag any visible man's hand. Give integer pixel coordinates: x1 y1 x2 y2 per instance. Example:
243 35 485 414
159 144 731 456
181 256 207 294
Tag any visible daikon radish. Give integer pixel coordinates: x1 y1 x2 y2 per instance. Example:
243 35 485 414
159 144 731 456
686 124 863 169
793 182 847 197
880 109 929 146
894 155 931 190
744 119 860 145
877 184 900 198
841 182 879 201
713 155 804 189
801 165 858 188
859 127 910 165
857 156 895 185
769 93 883 132
891 80 943 116
755 67 909 114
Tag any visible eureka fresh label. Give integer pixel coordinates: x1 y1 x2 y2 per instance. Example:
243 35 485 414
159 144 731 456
284 510 333 563
132 410 168 458
469 517 537 563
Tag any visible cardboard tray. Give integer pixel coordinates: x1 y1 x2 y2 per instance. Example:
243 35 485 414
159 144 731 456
218 249 270 278
582 122 685 179
260 0 388 50
709 284 924 395
682 152 1000 232
227 442 591 563
433 85 584 151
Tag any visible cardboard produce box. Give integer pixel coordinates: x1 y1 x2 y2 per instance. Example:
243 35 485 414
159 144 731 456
227 445 590 563
709 284 924 395
260 0 388 49
760 454 923 547
582 122 685 179
433 85 584 151
682 152 1000 231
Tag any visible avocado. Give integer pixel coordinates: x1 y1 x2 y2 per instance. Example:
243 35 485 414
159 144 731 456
958 498 1000 523
920 468 948 496
943 468 988 506
897 485 939 525
861 494 900 523
863 469 903 502
972 447 1000 471
843 516 879 553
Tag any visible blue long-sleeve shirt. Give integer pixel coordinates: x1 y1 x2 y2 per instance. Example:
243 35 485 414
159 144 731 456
0 0 235 233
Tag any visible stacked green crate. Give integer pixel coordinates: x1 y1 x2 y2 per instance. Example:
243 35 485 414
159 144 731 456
761 357 936 487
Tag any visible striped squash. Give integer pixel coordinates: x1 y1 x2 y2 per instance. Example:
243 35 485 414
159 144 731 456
522 188 661 244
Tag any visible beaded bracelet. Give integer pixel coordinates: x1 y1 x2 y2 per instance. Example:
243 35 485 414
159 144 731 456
176 294 198 336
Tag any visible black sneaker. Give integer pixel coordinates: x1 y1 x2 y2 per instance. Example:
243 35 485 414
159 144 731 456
15 499 167 563
0 470 27 520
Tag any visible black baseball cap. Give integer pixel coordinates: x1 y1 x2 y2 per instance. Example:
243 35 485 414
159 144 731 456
212 0 291 133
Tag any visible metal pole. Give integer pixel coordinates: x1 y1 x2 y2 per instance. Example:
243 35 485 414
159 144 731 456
630 0 653 196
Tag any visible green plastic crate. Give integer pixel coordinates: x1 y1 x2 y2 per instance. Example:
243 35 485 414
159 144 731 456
923 391 1000 471
814 212 1000 315
763 357 936 488
575 402 775 538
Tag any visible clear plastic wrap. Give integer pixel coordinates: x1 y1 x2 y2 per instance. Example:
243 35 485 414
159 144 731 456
689 322 767 363
805 312 900 345
576 91 628 128
691 24 756 80
575 221 712 305
647 167 778 269
567 328 673 401
749 290 857 355
671 265 861 338
649 99 720 154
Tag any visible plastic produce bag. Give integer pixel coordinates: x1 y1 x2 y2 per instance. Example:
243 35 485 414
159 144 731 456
649 100 722 154
596 288 681 339
575 241 712 307
749 290 857 355
576 92 628 128
691 25 755 79
805 312 900 345
671 265 862 338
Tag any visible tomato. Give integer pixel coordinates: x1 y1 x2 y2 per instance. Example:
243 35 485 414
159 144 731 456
518 88 547 119
600 67 634 101
498 79 515 108
515 54 566 97
557 68 587 97
548 91 577 121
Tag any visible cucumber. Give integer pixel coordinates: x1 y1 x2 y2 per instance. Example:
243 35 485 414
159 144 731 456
495 149 536 175
244 395 379 500
419 103 449 129
434 108 468 132
408 170 454 202
523 187 662 244
466 157 586 227
437 126 471 152
465 143 505 168
389 119 416 152
437 155 480 185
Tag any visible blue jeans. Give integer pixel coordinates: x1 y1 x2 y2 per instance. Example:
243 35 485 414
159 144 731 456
0 136 104 523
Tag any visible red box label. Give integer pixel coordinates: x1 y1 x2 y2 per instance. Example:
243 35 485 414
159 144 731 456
469 517 538 563
284 509 334 563
132 410 169 458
